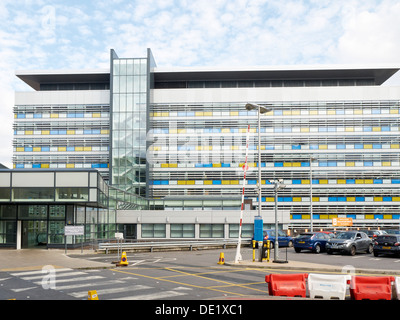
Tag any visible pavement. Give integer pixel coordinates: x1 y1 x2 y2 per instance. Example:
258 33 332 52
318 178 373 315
1 248 400 276
0 249 111 272
226 258 400 276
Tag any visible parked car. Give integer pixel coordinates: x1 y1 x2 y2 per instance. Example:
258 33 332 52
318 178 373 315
326 231 373 256
362 229 387 240
383 229 400 235
373 234 400 257
293 232 331 253
263 229 293 248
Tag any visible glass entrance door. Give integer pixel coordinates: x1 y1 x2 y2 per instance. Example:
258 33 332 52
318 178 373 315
22 221 47 248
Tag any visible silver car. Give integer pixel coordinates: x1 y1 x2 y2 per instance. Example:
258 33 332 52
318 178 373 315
326 231 373 256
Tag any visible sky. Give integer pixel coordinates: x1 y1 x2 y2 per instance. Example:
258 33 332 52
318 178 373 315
1 0 400 168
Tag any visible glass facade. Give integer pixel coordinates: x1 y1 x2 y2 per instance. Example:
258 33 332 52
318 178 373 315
148 100 400 226
13 104 110 178
110 49 153 196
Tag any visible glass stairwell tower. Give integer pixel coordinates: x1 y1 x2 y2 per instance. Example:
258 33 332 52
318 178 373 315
109 49 156 197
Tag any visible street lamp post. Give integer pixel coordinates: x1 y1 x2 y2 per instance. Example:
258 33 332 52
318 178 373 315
310 156 316 232
245 103 272 220
269 179 286 262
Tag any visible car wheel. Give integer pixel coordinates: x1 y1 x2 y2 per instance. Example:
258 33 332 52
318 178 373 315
295 248 301 253
288 240 293 247
373 251 379 257
367 244 373 254
350 246 356 256
327 249 332 254
314 244 321 254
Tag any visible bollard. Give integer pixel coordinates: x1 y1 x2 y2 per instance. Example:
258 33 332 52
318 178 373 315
262 243 267 261
252 240 256 262
88 290 99 300
266 240 270 262
258 241 263 262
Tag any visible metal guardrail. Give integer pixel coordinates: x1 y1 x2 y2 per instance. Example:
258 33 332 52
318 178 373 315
97 239 251 254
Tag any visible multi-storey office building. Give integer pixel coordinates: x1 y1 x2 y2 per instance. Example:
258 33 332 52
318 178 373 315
12 48 400 241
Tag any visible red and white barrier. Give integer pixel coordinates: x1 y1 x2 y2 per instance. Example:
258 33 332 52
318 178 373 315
308 273 351 300
265 273 308 297
349 275 395 300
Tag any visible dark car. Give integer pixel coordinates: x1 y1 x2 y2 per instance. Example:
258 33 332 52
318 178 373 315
326 231 373 256
373 234 400 257
263 229 293 248
293 232 331 254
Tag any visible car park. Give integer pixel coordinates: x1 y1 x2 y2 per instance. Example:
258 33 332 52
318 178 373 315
293 232 331 253
373 234 400 257
263 229 293 248
326 231 373 256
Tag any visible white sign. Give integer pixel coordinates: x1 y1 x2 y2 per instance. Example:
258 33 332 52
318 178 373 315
115 232 124 240
64 225 84 236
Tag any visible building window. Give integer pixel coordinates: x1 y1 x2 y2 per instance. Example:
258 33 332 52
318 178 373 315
0 188 10 201
13 187 54 201
57 187 88 201
170 224 195 238
200 224 224 238
0 221 16 244
229 224 254 238
18 205 47 219
49 205 65 220
142 224 166 238
0 205 16 219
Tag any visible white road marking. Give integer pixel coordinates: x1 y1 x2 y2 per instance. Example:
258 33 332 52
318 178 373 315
111 290 187 300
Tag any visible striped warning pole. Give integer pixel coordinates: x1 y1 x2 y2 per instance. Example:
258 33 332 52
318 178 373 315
234 124 250 263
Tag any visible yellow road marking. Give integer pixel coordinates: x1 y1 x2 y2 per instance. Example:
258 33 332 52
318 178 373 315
111 267 268 297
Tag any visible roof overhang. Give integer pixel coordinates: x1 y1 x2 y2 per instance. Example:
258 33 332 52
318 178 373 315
154 65 400 85
16 69 110 90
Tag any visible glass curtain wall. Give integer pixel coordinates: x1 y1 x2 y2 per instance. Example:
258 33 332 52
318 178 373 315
110 49 154 197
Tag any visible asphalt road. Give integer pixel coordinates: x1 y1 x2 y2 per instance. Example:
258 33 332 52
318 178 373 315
1 247 399 302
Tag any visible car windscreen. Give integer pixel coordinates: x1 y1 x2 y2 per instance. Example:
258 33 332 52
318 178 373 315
296 234 312 239
377 235 398 242
335 232 354 240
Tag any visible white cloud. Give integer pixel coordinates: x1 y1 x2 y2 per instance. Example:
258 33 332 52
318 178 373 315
0 0 399 168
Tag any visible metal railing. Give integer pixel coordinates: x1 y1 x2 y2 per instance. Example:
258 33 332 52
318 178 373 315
97 239 251 254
